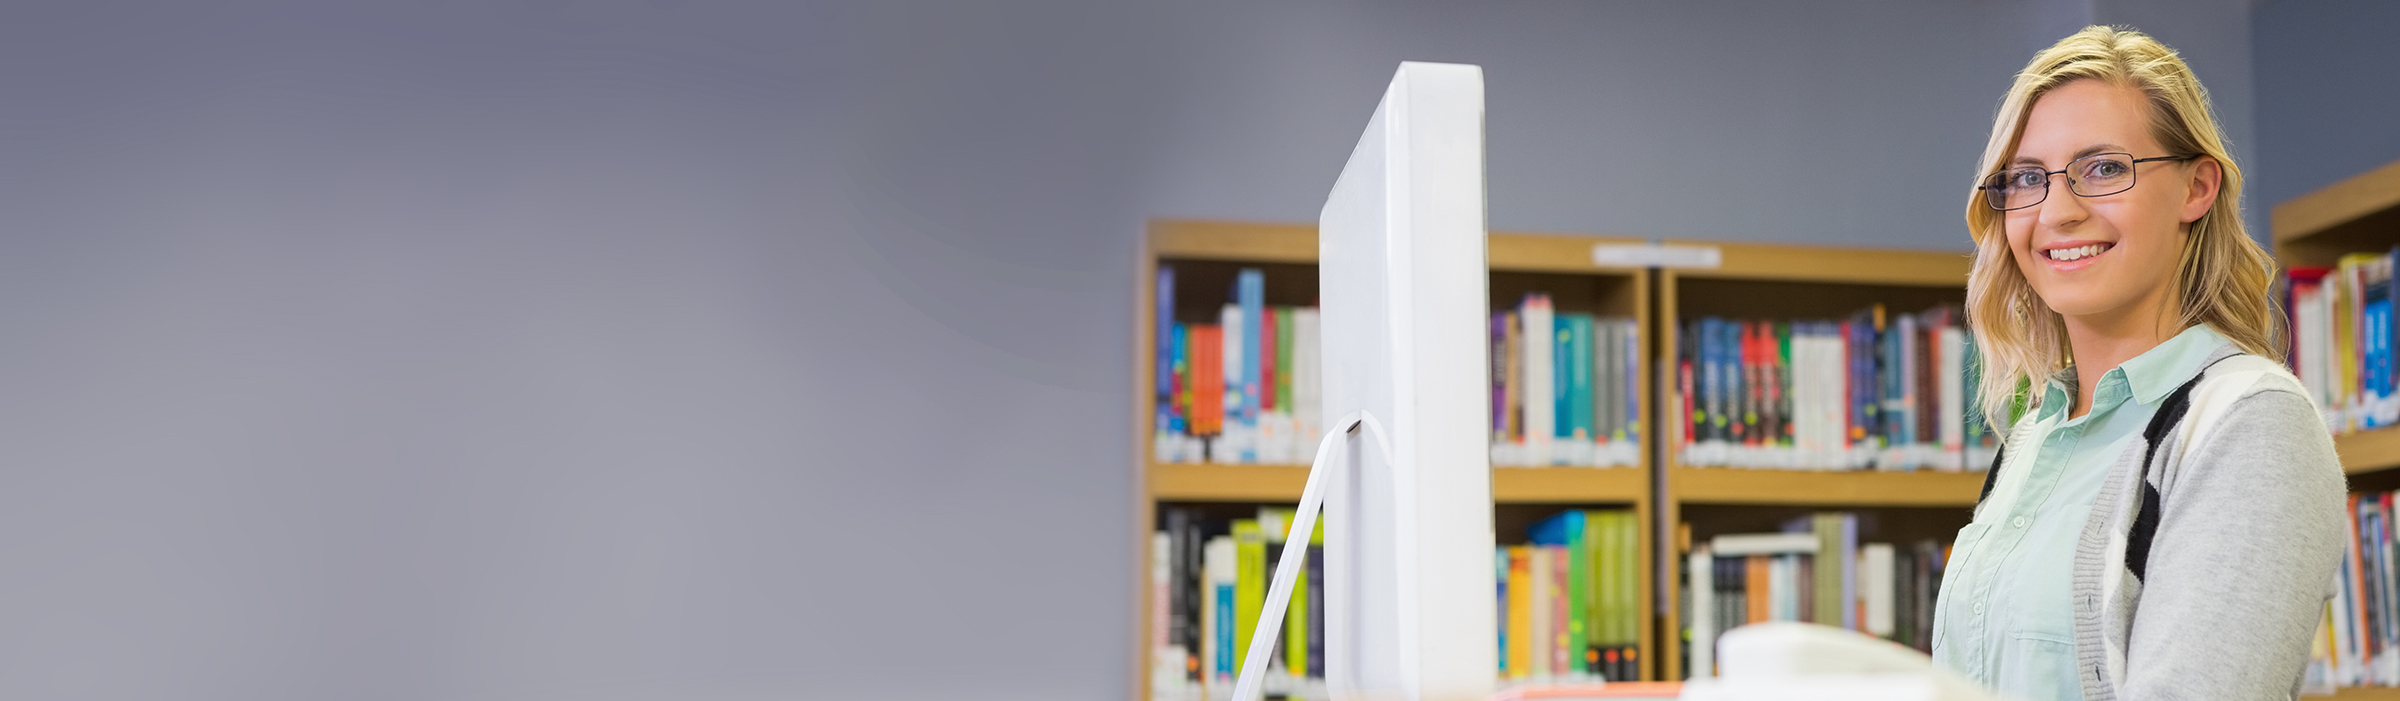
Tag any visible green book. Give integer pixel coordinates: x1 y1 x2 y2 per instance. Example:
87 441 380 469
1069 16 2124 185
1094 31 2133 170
1619 510 1640 646
1233 519 1264 672
1582 510 1609 671
1813 513 1843 626
1277 307 1296 416
1285 511 1312 676
1567 512 1589 673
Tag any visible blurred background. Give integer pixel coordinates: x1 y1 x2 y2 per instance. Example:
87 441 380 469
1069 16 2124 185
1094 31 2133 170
0 1 2390 699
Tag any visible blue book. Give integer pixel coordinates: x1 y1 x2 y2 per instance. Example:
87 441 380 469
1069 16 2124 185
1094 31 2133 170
1528 509 1585 546
2368 255 2395 428
1699 317 1724 444
1216 582 1236 677
1722 318 1745 444
1158 266 1176 434
1495 548 1510 677
1169 323 1189 434
1237 269 1266 460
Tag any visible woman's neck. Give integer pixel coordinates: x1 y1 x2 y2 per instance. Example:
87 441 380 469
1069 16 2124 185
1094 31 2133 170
2062 296 2184 419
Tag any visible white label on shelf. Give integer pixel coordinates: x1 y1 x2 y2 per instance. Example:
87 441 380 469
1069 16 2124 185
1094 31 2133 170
1592 242 1722 269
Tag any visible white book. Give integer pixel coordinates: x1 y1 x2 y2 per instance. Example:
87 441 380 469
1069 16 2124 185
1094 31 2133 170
1522 297 1555 465
1767 555 1793 621
1155 532 1174 648
1797 331 1816 469
1938 328 1965 471
1863 543 1896 637
1711 532 1819 557
1220 304 1248 462
1821 332 1847 470
1293 308 1323 444
1530 544 1553 680
1690 546 1717 678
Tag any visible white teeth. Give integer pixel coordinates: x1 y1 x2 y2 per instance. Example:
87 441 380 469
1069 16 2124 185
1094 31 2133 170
2048 244 2107 262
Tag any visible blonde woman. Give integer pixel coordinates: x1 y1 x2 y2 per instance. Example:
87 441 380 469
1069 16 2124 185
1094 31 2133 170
1931 26 2346 700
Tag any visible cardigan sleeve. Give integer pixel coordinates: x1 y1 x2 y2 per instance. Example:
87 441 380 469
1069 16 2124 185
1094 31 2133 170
2119 387 2346 700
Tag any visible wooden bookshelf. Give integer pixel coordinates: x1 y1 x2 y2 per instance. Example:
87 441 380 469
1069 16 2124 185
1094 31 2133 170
1667 466 1983 507
1134 223 1996 692
1653 240 1975 681
1133 220 1658 699
1151 462 1647 503
2278 156 2400 479
2330 687 2400 700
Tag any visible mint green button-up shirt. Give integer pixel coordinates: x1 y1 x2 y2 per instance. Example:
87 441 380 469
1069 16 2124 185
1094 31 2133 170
1931 324 2230 701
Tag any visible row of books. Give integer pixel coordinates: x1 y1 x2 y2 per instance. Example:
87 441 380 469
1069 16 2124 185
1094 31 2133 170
1673 306 1995 471
1497 509 1645 685
1150 267 1641 468
1151 507 1324 701
2309 490 2400 690
1152 267 1327 465
1678 513 1949 679
1148 507 1646 701
2285 249 2400 435
1488 296 1642 467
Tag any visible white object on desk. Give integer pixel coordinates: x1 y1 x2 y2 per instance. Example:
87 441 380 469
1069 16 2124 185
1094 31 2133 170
1680 622 2012 701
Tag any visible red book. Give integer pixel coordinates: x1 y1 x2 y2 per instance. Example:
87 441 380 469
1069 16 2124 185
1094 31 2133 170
1259 307 1278 413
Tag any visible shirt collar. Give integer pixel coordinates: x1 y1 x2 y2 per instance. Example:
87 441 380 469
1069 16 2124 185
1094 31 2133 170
2118 324 2232 405
2035 324 2232 419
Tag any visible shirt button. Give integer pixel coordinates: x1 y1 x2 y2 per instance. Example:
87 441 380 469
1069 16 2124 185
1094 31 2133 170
1973 602 1984 615
2013 516 2028 528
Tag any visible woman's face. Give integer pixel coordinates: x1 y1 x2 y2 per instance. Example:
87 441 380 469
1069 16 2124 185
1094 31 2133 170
2004 79 2219 325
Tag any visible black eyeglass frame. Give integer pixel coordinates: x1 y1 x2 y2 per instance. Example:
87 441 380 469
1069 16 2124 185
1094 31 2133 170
1977 152 2198 211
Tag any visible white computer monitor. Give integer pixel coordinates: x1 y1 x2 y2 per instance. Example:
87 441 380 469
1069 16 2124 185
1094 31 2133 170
1319 61 1496 701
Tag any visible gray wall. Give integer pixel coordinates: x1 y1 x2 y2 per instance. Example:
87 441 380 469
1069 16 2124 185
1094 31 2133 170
0 2 2268 700
2253 0 2400 216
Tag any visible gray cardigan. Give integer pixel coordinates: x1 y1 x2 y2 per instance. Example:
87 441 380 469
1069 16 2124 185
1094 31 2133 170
1978 344 2346 700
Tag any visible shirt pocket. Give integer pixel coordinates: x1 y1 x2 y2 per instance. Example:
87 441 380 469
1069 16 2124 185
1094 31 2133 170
1993 631 2081 701
1931 522 1993 652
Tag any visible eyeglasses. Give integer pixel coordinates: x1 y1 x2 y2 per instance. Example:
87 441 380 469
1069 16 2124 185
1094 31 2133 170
1978 152 2196 211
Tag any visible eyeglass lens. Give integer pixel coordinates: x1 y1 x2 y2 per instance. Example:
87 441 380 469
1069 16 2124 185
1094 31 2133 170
1982 153 2140 211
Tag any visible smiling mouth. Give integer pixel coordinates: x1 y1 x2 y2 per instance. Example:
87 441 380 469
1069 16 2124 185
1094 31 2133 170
2044 242 2114 262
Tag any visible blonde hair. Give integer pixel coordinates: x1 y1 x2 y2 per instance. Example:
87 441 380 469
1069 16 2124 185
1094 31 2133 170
1964 25 2280 431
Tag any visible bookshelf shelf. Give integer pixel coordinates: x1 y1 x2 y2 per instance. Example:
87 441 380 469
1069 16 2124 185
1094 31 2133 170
1150 463 1647 503
1667 466 1984 507
2337 426 2400 475
2330 687 2400 700
2274 157 2400 268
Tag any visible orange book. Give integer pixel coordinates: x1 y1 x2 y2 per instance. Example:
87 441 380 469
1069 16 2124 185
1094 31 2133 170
1509 546 1533 679
1745 555 1769 625
1191 325 1223 435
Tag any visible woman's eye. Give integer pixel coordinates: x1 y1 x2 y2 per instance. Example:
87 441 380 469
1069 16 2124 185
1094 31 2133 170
2084 160 2129 179
2009 170 2047 189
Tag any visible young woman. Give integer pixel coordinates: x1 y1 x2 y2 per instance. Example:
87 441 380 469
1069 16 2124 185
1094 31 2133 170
1931 26 2347 700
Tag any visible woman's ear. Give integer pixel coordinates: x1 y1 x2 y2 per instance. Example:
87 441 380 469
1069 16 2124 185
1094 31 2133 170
2180 157 2221 224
